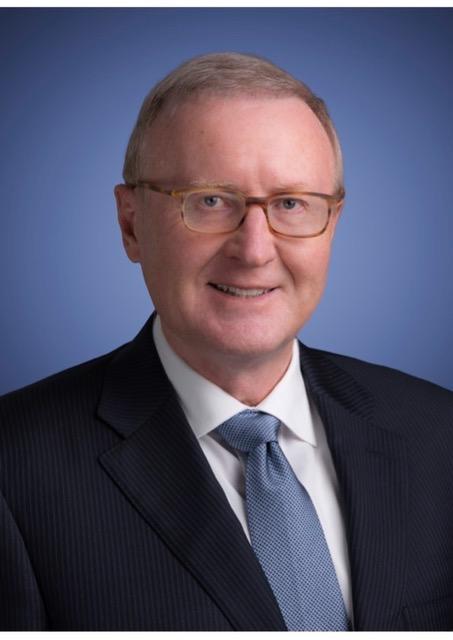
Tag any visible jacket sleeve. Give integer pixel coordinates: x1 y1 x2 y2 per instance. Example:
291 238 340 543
0 488 47 630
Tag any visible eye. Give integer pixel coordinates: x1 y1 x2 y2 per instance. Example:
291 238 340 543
189 192 236 212
271 196 307 213
282 198 299 210
202 195 223 208
185 190 241 218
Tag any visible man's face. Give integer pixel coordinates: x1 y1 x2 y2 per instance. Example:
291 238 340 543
116 96 341 365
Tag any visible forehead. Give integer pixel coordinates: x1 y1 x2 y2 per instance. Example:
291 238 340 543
142 96 336 192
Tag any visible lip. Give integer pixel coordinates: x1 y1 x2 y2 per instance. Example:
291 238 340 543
207 282 278 300
208 282 278 291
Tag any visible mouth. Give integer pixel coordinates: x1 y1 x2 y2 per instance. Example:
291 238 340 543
208 283 276 298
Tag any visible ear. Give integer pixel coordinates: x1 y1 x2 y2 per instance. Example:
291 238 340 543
114 184 141 263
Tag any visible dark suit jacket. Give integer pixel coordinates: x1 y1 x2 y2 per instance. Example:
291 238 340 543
1 316 452 630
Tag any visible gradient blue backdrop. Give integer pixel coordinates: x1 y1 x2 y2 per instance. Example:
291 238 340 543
1 8 452 394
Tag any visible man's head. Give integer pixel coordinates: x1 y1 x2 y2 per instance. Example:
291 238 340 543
115 52 344 374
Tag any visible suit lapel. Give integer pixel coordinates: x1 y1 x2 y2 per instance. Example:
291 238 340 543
300 344 409 630
97 317 286 631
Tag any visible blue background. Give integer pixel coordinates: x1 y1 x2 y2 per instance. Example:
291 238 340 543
1 8 453 394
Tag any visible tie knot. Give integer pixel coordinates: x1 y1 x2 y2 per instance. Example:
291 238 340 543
217 410 281 453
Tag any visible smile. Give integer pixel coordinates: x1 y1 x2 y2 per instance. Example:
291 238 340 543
209 283 275 298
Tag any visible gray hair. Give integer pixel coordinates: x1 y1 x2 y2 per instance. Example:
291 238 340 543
122 52 344 194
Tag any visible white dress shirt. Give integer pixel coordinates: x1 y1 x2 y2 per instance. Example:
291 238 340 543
153 315 353 620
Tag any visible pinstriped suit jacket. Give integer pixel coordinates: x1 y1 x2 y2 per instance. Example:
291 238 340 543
1 316 452 630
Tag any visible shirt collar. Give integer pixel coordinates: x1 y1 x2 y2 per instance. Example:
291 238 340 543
153 315 317 447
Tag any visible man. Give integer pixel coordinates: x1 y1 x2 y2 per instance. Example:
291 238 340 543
1 52 452 631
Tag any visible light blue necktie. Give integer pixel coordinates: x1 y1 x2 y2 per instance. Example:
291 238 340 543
217 409 350 631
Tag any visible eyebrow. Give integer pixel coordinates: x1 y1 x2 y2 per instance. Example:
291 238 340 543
185 180 239 190
184 180 310 193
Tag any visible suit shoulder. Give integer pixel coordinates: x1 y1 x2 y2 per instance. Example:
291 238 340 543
303 344 453 419
0 344 125 424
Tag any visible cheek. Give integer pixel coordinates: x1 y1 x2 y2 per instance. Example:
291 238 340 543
140 215 225 292
286 241 332 291
139 210 183 272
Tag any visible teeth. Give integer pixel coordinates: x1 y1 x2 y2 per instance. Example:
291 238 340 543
212 283 272 298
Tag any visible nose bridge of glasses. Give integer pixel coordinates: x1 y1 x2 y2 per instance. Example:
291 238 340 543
241 196 271 226
244 195 268 212
237 195 274 234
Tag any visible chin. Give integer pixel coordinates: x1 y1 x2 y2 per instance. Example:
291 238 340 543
199 320 295 361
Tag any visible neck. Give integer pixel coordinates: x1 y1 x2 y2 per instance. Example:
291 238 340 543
160 324 294 406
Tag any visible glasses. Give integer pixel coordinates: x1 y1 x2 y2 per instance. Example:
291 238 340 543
129 181 344 238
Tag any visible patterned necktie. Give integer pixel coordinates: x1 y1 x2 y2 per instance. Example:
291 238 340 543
217 409 350 631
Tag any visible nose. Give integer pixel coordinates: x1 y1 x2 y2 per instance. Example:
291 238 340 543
223 203 277 267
